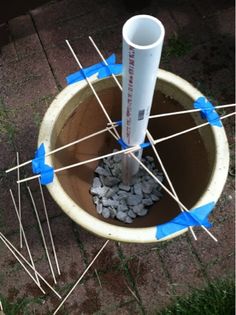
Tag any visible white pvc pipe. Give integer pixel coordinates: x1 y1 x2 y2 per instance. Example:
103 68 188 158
122 15 165 183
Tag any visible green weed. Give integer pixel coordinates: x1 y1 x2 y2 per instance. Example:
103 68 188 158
0 295 44 315
165 35 192 58
157 277 235 315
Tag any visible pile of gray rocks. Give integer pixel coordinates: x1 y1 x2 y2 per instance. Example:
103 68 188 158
90 149 164 224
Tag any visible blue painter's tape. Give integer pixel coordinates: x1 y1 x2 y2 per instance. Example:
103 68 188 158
117 138 130 150
31 143 54 185
194 97 222 127
66 56 113 84
115 120 122 126
156 202 215 240
66 54 122 84
40 164 54 185
117 139 150 150
105 53 116 65
98 64 122 79
140 142 151 149
32 143 45 174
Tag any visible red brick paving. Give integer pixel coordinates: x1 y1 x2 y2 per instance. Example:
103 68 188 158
158 236 207 296
127 250 173 313
0 0 235 314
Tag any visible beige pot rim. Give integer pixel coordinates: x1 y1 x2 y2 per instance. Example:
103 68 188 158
38 69 229 243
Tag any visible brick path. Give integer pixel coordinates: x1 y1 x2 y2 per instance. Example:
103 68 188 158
0 0 235 314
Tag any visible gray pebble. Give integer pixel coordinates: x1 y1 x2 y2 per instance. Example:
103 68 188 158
138 208 148 216
124 216 133 224
118 191 129 197
148 178 155 185
105 188 117 198
102 207 110 218
114 153 122 163
111 166 121 177
118 204 128 212
143 198 153 206
127 194 142 206
93 196 99 205
102 198 119 208
119 199 128 206
133 203 144 214
112 193 119 200
116 211 127 222
119 183 131 192
92 177 102 188
109 207 117 219
128 209 136 218
95 166 111 177
143 175 151 181
134 183 143 196
96 203 103 214
91 155 163 224
153 190 163 198
103 157 112 167
90 186 109 197
151 194 160 202
102 176 120 187
142 182 153 194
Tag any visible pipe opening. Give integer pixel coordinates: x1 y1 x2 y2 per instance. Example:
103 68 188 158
123 15 164 48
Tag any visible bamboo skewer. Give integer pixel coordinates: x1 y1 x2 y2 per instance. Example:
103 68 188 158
89 39 202 241
10 40 232 241
16 152 23 248
38 179 61 276
0 232 61 299
146 130 197 240
149 103 236 119
85 37 230 242
17 146 131 184
53 240 109 315
16 111 235 185
88 36 123 91
18 109 235 184
131 153 218 242
107 127 217 242
27 186 57 284
65 40 120 140
153 112 235 145
9 189 40 285
5 125 118 174
125 112 236 155
89 36 233 149
0 233 46 295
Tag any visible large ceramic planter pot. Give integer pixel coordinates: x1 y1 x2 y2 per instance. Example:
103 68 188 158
38 69 229 243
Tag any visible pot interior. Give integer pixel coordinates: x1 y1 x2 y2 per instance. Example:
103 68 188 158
52 79 212 228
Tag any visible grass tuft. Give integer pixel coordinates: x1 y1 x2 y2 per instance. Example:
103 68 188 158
0 295 44 315
165 35 192 58
157 277 235 315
